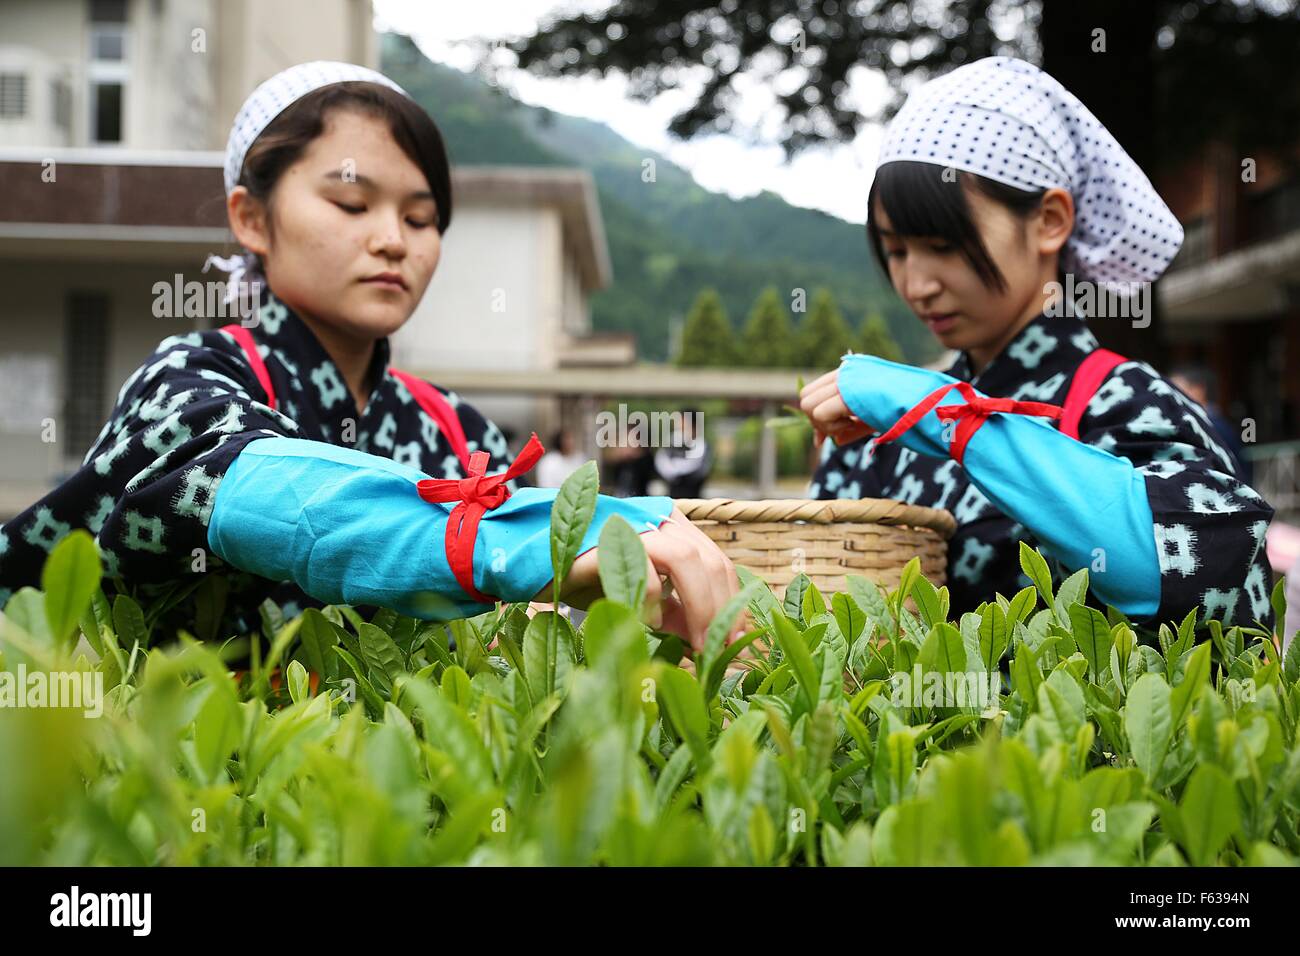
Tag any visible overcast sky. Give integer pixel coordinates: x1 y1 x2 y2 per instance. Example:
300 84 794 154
371 0 891 223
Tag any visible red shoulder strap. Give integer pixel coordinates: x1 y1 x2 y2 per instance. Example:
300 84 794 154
221 324 276 411
390 368 472 471
1059 347 1127 440
218 329 471 471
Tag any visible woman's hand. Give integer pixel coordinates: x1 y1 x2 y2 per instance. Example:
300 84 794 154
799 368 877 449
531 505 751 654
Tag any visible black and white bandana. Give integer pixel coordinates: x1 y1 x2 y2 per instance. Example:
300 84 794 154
878 56 1184 288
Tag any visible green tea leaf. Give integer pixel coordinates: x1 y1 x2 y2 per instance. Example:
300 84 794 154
801 580 827 622
1284 631 1300 685
846 574 895 633
333 645 385 719
1010 647 1043 709
1019 542 1055 611
40 530 101 653
1170 641 1211 730
1053 568 1089 628
524 610 575 704
978 603 1009 671
397 676 494 805
1125 673 1173 784
831 592 866 645
1006 586 1037 625
657 665 710 766
111 594 148 651
193 679 242 784
910 572 944 629
1270 576 1286 648
358 622 405 683
1069 604 1113 682
770 612 819 713
1176 764 1241 866
1036 669 1085 744
550 460 599 595
919 622 967 675
595 513 647 610
894 557 922 618
783 574 811 628
298 608 339 681
700 582 764 682
285 659 310 704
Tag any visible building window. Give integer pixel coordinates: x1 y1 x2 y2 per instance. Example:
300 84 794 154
91 28 126 61
88 0 129 144
90 0 127 22
64 294 110 461
0 73 27 118
91 82 122 142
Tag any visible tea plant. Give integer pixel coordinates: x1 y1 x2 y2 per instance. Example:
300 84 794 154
1 467 1297 866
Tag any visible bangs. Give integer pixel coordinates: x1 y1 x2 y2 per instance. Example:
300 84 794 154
240 81 454 234
867 161 1043 293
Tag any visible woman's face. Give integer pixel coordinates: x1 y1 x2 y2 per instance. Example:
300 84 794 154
873 182 1070 359
232 109 443 343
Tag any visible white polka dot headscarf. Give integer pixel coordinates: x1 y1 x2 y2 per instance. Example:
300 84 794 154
207 62 410 301
876 56 1183 288
222 60 408 196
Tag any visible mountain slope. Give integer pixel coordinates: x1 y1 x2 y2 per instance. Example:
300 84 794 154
380 32 935 365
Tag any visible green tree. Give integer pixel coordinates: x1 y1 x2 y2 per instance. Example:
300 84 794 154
857 311 904 363
793 288 853 369
676 288 736 367
740 287 794 368
508 2 1300 166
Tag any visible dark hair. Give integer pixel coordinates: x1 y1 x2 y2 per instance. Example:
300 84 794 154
1169 363 1217 405
866 161 1047 294
236 81 453 275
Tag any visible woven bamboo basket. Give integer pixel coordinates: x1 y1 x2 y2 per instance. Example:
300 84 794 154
675 497 956 598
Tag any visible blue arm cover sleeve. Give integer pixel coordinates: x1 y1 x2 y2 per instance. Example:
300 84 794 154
837 354 1161 618
206 436 674 620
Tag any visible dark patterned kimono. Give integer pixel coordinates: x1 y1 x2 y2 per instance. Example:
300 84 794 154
0 286 518 633
810 310 1276 633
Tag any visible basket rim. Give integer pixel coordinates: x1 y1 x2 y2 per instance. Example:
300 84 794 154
674 497 957 538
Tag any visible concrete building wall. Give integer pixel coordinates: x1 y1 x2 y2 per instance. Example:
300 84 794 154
0 257 214 515
0 0 375 153
212 0 377 152
390 202 567 440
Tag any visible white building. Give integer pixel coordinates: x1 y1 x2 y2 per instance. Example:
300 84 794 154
0 0 617 517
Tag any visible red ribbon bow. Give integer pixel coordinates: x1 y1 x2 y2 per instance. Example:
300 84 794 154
417 432 546 604
873 381 1063 464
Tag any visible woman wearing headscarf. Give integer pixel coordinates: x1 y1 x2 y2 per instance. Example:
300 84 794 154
0 62 743 651
801 57 1275 633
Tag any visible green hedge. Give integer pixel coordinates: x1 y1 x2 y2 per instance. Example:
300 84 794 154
729 416 816 480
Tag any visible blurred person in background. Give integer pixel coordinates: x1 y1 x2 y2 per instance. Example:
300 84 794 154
655 408 713 498
535 427 587 488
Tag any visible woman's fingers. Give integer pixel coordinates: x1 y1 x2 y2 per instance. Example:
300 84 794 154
801 371 862 435
639 512 737 652
642 552 665 628
668 506 736 615
534 509 748 657
799 372 841 422
658 594 691 652
641 508 751 653
641 526 714 651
